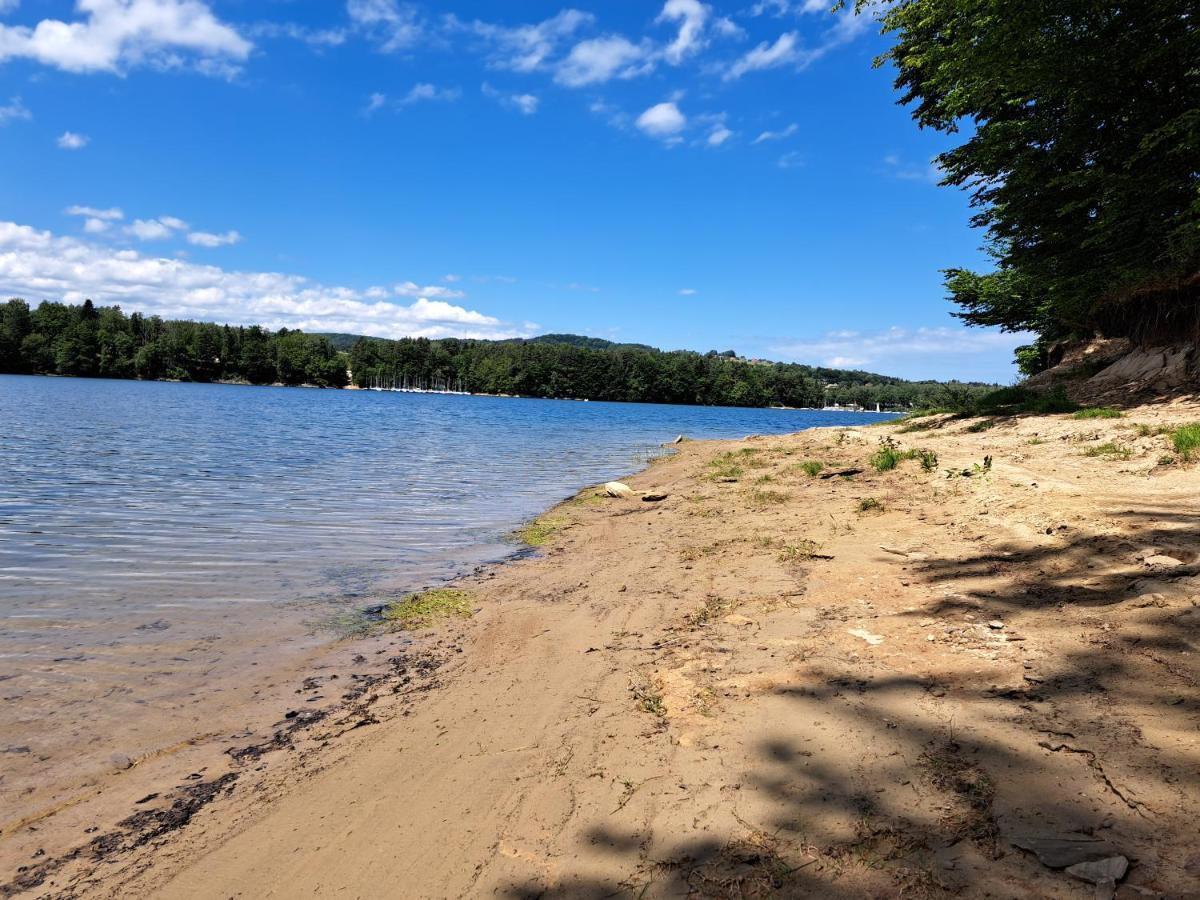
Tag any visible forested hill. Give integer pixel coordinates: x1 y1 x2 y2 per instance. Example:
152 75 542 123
0 299 997 409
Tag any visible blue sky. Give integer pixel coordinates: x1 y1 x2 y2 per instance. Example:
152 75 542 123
0 0 1026 381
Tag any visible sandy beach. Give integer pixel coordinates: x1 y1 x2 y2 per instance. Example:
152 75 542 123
5 406 1199 898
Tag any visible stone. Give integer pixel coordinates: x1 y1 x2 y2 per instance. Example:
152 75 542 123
604 481 635 499
1011 834 1120 869
110 753 133 771
988 620 1005 629
1065 855 1128 900
1143 555 1184 568
847 627 884 646
641 492 668 502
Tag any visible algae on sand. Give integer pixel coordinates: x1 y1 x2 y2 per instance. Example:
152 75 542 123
383 588 473 630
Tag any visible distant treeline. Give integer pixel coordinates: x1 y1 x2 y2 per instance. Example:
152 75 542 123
0 298 997 408
347 333 994 409
0 299 348 387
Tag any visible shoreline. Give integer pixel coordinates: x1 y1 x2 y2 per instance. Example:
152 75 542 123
6 403 1200 898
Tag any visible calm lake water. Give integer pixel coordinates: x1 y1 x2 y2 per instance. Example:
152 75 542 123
1 375 894 621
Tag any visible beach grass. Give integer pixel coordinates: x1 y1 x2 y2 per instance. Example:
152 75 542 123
1172 423 1200 460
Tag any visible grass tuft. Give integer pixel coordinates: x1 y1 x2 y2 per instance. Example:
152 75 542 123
858 497 884 513
1172 423 1200 461
382 588 473 630
1073 406 1122 419
797 460 824 476
1082 442 1133 460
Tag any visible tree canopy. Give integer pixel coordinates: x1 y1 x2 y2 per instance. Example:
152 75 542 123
867 0 1199 366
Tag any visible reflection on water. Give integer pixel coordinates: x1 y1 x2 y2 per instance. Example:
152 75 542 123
1 375 894 626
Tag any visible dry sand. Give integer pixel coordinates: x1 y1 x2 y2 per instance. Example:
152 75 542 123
4 404 1200 898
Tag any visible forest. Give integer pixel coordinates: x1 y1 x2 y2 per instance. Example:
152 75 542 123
0 297 997 409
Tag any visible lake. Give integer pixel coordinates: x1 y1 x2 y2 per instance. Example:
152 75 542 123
1 375 894 620
0 375 894 823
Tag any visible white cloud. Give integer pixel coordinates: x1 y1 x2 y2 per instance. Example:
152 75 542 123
883 153 942 184
481 82 539 115
724 31 803 79
83 217 110 234
0 0 251 75
0 95 30 124
187 229 241 248
66 205 123 220
555 35 650 87
246 21 347 49
753 122 798 143
442 273 461 282
0 220 533 340
125 217 187 241
725 8 870 80
364 91 387 114
706 124 732 146
636 101 686 138
393 280 465 300
678 288 697 296
777 150 803 169
346 0 423 52
0 0 18 14
456 9 594 73
772 326 1032 369
656 0 709 65
57 131 88 149
399 82 460 105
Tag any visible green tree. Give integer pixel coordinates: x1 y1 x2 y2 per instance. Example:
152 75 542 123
864 0 1200 347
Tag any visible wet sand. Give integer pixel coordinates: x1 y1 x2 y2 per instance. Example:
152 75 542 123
5 404 1200 898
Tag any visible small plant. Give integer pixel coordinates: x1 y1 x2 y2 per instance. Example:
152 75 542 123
870 437 903 472
1172 423 1200 460
916 449 939 472
1073 407 1122 419
778 539 821 562
1027 437 1046 445
1083 442 1133 460
965 418 996 433
706 452 744 481
754 474 775 484
1134 423 1172 437
631 676 666 717
382 588 472 630
685 595 738 627
1158 454 1176 466
798 460 824 476
858 497 883 513
747 488 789 507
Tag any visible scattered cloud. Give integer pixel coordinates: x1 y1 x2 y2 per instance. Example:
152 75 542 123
56 131 88 149
364 91 387 115
0 220 533 341
187 230 241 248
442 273 461 282
347 0 424 52
245 21 347 49
0 0 251 75
706 124 733 146
83 218 111 234
883 153 942 184
125 217 187 241
555 35 651 87
481 82 539 115
392 280 466 300
725 7 871 80
724 31 803 79
452 9 594 73
753 123 798 143
636 101 686 139
777 150 803 169
0 95 30 124
66 205 123 221
678 288 697 296
772 326 1032 370
657 0 710 65
399 82 460 105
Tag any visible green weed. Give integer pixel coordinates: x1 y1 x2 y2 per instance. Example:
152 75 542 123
1073 407 1122 419
1172 423 1200 460
1083 442 1133 460
382 588 473 630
